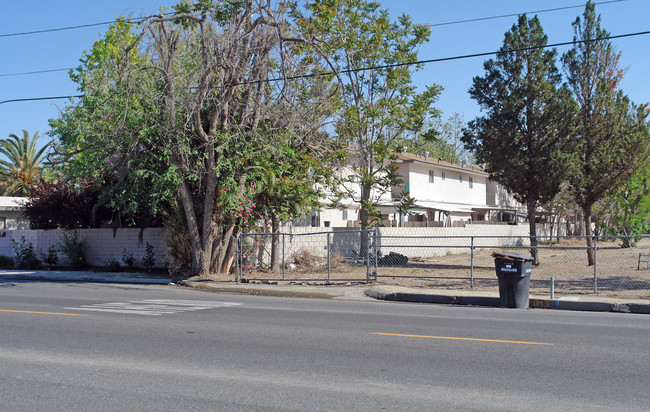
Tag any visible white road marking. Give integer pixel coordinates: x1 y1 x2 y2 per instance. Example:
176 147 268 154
65 299 242 316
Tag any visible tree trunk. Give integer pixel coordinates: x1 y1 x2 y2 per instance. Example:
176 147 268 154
583 205 595 266
270 215 281 272
527 199 539 265
178 182 202 276
358 184 372 258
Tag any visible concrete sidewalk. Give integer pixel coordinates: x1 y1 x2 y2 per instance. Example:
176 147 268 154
2 269 649 314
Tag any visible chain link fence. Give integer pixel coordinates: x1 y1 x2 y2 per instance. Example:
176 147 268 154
237 230 376 283
237 230 650 299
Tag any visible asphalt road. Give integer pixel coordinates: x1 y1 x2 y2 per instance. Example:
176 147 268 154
1 281 649 411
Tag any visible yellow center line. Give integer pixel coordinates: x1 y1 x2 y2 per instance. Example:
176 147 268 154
372 332 553 346
0 309 88 317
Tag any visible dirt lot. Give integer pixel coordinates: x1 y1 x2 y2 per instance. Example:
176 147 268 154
241 237 650 299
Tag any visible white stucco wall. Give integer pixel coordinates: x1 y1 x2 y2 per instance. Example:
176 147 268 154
398 163 487 206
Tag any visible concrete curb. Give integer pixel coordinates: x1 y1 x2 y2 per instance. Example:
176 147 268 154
366 286 650 314
0 272 172 285
3 271 649 314
184 281 338 299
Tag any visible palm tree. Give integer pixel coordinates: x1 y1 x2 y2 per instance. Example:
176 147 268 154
0 130 51 196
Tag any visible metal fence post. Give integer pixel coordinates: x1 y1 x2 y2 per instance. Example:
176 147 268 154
282 233 286 281
236 235 241 283
366 230 371 283
470 236 475 289
327 232 331 281
374 228 378 280
593 235 598 294
550 276 555 299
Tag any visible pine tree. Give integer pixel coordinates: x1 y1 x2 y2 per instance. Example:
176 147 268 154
463 15 576 264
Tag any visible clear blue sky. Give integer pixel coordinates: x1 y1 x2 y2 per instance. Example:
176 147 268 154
1 0 648 151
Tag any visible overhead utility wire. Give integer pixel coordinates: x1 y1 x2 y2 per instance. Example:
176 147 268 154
0 0 627 77
0 12 173 38
426 0 626 27
0 95 83 105
2 29 648 106
0 68 72 78
257 29 650 84
0 0 624 38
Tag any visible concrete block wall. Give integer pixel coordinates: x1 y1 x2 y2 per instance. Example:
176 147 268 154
0 228 167 268
375 224 530 258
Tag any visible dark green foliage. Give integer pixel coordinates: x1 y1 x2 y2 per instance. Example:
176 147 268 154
143 242 156 271
561 1 650 264
23 180 112 229
122 248 135 268
12 236 42 269
0 255 14 269
57 231 87 270
103 257 122 272
41 244 59 267
463 15 576 263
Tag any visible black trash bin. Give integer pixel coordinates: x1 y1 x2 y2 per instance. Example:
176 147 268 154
492 252 534 309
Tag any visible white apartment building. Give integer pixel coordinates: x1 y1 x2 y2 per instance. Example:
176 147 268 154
296 151 527 228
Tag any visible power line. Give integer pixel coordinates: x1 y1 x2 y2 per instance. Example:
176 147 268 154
0 21 126 38
0 1 626 39
0 95 82 105
0 14 172 39
426 0 626 27
3 29 649 105
0 68 73 78
0 0 627 78
259 29 650 84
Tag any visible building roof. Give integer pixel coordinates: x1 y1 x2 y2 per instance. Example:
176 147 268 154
394 152 488 176
0 196 27 211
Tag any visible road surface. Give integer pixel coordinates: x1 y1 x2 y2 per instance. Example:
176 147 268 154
1 281 648 410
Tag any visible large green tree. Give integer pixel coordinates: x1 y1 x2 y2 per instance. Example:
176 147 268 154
562 1 650 265
463 15 576 264
291 0 440 229
0 130 51 196
596 155 650 247
50 1 334 277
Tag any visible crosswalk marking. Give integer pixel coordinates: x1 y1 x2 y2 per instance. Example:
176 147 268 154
65 299 241 316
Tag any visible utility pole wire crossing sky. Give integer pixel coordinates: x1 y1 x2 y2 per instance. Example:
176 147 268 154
2 28 648 105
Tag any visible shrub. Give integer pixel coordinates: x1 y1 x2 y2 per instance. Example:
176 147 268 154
57 231 87 270
102 257 121 272
122 248 135 268
164 232 192 277
12 236 42 269
22 180 112 229
0 255 14 269
142 242 156 271
41 244 59 267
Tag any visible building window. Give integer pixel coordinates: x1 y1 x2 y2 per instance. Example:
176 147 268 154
459 175 463 183
342 209 348 221
469 177 473 188
429 170 435 183
441 172 445 180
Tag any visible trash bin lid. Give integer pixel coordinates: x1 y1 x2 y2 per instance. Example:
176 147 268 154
491 251 534 261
